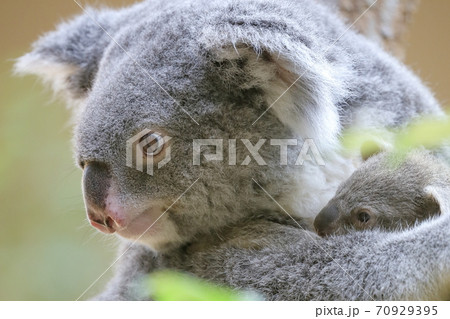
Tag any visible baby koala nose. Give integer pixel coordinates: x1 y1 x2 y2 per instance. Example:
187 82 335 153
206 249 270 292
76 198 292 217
314 202 340 237
82 161 125 234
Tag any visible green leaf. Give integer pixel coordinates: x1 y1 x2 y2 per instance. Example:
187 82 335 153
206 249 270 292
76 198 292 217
146 270 263 301
394 116 450 152
340 113 450 156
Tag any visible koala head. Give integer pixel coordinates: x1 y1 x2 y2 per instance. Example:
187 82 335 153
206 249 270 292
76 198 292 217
314 149 450 236
16 2 350 251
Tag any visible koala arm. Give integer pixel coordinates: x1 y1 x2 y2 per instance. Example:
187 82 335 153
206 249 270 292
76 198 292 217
94 214 450 301
168 216 450 300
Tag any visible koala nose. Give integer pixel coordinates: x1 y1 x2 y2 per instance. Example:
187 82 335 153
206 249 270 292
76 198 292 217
83 161 123 234
83 162 111 208
87 207 117 234
314 202 340 237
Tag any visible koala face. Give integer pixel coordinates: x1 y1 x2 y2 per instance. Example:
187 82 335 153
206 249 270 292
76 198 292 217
75 30 301 250
314 151 446 236
314 201 377 236
15 1 354 251
67 3 344 251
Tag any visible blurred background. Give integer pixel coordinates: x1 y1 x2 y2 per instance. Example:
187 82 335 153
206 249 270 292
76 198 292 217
0 0 449 300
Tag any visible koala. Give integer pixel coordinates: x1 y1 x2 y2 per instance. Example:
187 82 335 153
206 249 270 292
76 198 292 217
16 0 450 300
314 149 450 236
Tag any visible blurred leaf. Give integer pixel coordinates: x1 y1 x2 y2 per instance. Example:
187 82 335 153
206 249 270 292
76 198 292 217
340 128 391 156
340 113 450 156
394 116 450 152
147 270 263 301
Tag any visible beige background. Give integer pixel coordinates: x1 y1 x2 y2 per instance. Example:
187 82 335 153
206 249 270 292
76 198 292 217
0 0 448 300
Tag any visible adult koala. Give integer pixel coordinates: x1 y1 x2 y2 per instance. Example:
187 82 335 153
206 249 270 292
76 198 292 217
16 0 450 300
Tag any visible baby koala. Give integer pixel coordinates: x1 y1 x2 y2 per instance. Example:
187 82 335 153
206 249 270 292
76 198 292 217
314 149 450 236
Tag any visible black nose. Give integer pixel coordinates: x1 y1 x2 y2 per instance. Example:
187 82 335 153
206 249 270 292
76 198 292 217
314 202 340 237
83 161 111 210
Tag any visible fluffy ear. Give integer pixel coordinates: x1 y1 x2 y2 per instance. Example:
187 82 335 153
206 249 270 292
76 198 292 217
14 8 118 106
423 185 450 216
203 33 351 150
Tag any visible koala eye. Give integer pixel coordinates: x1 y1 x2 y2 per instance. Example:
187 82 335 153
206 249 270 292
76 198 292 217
139 132 165 157
351 209 375 230
357 210 371 223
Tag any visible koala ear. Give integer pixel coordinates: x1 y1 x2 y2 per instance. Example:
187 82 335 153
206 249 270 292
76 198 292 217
423 185 450 216
206 39 350 149
14 8 117 106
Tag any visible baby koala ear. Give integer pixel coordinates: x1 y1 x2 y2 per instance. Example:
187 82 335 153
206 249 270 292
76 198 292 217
423 185 450 216
14 8 118 107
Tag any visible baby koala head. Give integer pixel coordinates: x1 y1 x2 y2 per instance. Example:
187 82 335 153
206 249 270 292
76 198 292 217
314 149 450 236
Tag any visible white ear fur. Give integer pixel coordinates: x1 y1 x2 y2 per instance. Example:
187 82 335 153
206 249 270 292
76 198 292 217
212 44 349 151
424 185 450 215
262 54 342 150
15 53 80 99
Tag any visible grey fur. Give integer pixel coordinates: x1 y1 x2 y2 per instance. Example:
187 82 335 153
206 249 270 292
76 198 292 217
314 149 450 235
15 0 450 300
98 215 450 300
